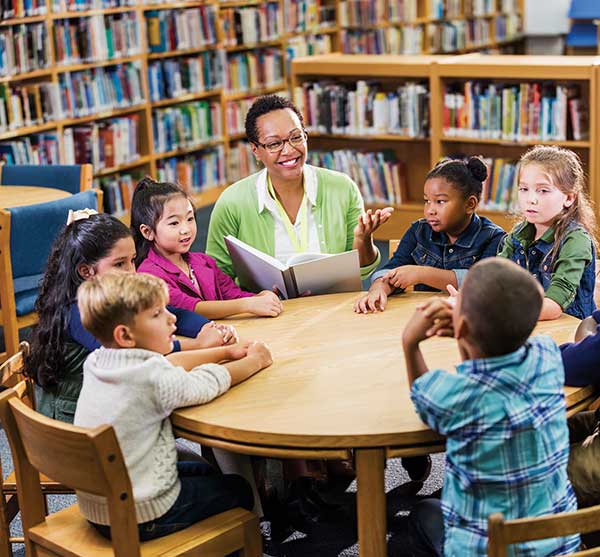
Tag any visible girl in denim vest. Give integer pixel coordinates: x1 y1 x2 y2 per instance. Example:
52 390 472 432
498 145 597 320
355 157 505 313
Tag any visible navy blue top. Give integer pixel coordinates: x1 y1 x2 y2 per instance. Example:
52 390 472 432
68 303 211 352
561 309 600 386
372 213 506 291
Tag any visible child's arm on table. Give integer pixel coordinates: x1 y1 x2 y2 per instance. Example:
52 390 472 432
222 341 272 385
194 291 282 319
385 266 458 292
402 298 454 386
167 343 247 369
178 322 238 350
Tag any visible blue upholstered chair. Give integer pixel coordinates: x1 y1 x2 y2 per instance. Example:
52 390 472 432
0 189 102 361
0 164 93 195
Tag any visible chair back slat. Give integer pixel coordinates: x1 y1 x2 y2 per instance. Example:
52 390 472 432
0 341 29 388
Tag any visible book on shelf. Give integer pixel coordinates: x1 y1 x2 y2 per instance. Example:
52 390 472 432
95 172 139 215
148 51 224 102
0 23 49 77
156 146 225 190
145 6 218 54
2 0 46 19
295 79 429 137
309 149 408 205
339 0 386 26
285 34 332 71
53 13 140 66
58 62 144 118
63 114 140 169
443 81 587 142
221 2 281 47
0 133 60 165
227 140 260 183
52 0 136 12
225 235 362 299
153 100 222 153
387 0 417 22
225 49 284 93
283 0 336 33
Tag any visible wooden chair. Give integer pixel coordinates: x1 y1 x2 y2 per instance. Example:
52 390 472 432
0 189 102 361
389 239 400 259
0 342 72 557
488 506 600 557
0 164 93 194
0 384 262 557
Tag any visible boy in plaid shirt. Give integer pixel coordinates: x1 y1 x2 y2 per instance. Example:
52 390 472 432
402 258 579 556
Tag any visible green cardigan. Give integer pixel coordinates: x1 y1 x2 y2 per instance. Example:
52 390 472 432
206 165 380 288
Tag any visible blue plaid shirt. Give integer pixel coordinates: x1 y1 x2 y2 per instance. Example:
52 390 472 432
411 336 579 557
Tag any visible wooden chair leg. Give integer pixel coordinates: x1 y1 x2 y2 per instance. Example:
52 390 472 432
240 515 262 557
0 493 17 557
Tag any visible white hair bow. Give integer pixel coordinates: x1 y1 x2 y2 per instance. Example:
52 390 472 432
66 208 98 225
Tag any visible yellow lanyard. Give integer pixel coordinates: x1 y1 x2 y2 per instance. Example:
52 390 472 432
267 175 308 253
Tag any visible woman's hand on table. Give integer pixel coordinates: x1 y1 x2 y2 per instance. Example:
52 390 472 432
244 291 283 317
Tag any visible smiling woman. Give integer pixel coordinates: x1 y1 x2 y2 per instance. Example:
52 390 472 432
206 94 392 290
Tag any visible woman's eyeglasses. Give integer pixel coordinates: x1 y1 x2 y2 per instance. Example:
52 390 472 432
255 131 308 154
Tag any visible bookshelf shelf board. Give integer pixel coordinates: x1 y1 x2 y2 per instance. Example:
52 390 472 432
228 131 246 141
287 26 339 37
93 156 152 178
51 6 137 18
340 23 384 31
224 83 285 100
0 121 57 142
154 138 225 160
0 14 47 26
190 183 228 208
441 136 591 148
147 45 220 60
151 89 223 108
55 54 144 74
140 1 213 10
308 132 429 142
224 39 282 52
61 103 147 126
291 54 440 77
0 69 52 84
218 0 269 6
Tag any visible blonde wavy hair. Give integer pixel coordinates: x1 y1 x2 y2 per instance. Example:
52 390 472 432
519 145 598 266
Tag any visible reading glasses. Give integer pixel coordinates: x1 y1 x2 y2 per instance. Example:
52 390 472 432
254 131 308 153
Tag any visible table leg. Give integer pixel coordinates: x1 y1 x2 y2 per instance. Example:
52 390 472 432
355 447 386 557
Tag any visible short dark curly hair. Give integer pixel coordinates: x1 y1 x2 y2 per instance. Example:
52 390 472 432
245 95 305 144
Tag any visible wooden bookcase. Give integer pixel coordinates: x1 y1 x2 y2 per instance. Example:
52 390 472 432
291 53 600 241
0 0 525 222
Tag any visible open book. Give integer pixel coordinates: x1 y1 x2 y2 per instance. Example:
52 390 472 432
225 235 362 299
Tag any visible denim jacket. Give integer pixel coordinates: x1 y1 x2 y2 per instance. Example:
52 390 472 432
501 221 596 320
372 213 506 291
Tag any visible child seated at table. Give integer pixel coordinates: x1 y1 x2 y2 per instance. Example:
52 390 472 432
402 258 579 556
74 271 273 541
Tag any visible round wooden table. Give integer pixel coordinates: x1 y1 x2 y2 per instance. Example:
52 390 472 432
171 291 595 557
0 185 70 208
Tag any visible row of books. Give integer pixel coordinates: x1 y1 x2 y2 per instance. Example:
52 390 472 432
458 0 495 17
224 91 288 137
388 0 417 22
443 82 588 142
227 140 260 184
58 63 144 118
495 14 521 42
283 0 336 33
225 49 284 94
145 7 218 54
0 24 48 78
295 80 429 137
221 4 281 47
0 133 60 165
52 0 135 12
285 34 333 73
95 172 139 215
148 51 223 102
309 148 407 205
153 100 222 154
155 146 226 192
62 115 140 170
53 13 140 66
0 82 60 131
2 0 45 18
339 0 386 26
479 156 519 212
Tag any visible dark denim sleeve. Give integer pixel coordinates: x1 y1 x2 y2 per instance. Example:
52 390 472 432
169 305 211 338
68 303 101 351
481 227 507 259
561 310 600 386
383 224 419 271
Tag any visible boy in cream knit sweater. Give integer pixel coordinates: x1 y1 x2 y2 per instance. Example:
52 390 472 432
74 272 272 541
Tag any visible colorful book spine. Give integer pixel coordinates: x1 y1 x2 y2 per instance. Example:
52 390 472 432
283 0 336 33
153 100 222 153
0 23 49 77
0 133 60 165
221 2 281 47
0 82 62 132
53 13 140 66
147 51 224 102
339 0 386 26
225 49 284 94
388 0 417 22
294 80 429 137
156 145 225 192
51 0 135 13
2 0 46 18
227 140 260 183
94 171 141 215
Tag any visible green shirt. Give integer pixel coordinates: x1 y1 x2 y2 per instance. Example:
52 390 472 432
206 165 381 288
498 221 593 309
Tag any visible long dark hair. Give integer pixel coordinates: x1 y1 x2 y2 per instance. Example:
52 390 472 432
25 213 132 388
130 176 192 266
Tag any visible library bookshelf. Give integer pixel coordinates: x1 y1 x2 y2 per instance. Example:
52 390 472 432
291 53 600 241
1 0 525 221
